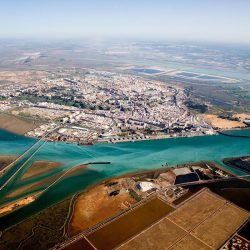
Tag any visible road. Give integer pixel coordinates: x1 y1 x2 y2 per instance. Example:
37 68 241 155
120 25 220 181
0 141 46 192
0 137 44 177
0 126 60 191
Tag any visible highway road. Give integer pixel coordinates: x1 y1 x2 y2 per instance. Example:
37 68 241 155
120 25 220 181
0 140 46 192
0 126 60 192
0 137 44 177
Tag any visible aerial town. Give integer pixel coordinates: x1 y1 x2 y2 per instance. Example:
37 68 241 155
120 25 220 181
0 70 215 144
0 1 250 249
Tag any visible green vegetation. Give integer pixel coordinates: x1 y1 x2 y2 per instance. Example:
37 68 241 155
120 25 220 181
129 189 142 202
185 100 208 113
0 96 7 101
15 93 111 111
16 94 88 109
0 197 74 249
156 74 250 113
218 114 239 121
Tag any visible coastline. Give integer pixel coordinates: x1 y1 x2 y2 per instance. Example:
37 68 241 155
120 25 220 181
222 156 250 175
0 160 236 230
0 191 41 217
0 127 249 231
0 112 40 135
20 160 63 181
0 159 245 235
38 130 217 145
0 164 88 219
1 124 249 147
31 126 250 145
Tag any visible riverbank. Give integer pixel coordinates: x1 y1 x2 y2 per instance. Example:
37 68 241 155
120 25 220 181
67 160 236 236
5 173 62 199
0 128 249 232
4 163 88 201
1 159 249 250
0 112 40 135
223 156 250 174
0 163 88 219
218 130 250 139
0 155 16 171
101 130 216 144
0 192 40 217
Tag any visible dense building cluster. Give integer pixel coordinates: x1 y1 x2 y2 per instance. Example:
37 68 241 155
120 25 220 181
0 70 215 143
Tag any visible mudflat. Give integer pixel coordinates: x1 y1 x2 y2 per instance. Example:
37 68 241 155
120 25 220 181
5 172 62 199
0 155 16 171
20 160 62 180
0 112 39 134
0 193 38 217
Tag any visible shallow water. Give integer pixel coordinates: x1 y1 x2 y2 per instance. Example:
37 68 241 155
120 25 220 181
0 128 249 229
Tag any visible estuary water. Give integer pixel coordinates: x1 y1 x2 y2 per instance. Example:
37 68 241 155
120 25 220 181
0 128 250 229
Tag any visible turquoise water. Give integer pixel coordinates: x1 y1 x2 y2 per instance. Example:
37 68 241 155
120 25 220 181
0 129 250 229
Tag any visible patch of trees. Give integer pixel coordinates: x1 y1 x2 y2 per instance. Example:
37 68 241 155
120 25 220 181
185 100 208 113
218 114 239 121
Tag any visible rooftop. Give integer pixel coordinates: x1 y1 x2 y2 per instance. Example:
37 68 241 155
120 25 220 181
172 167 192 176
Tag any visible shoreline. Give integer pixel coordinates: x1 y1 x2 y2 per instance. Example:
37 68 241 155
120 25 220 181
20 160 63 181
0 127 249 231
1 126 249 148
0 165 179 231
218 130 250 139
0 160 239 232
223 156 250 175
0 112 41 135
33 131 217 145
0 164 88 221
0 191 41 217
33 127 250 145
1 161 237 228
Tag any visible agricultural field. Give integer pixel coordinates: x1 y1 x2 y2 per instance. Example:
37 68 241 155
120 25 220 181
86 198 174 250
118 190 249 250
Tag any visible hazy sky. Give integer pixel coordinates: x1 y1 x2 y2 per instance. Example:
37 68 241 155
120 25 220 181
1 0 250 43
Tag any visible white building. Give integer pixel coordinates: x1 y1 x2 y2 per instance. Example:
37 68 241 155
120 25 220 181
137 181 155 192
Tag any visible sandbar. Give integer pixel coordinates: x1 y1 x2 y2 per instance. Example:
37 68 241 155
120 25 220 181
21 160 62 180
0 194 39 217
